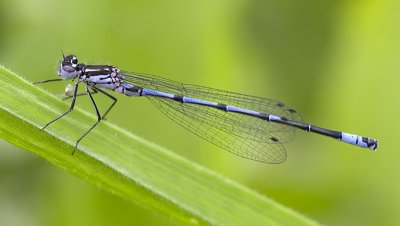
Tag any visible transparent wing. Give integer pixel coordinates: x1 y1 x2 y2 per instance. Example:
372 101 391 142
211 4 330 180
122 71 302 163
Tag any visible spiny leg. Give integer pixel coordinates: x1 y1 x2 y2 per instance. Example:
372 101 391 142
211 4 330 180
73 83 102 155
62 88 98 100
63 87 117 120
91 87 117 120
42 81 80 130
33 78 64 84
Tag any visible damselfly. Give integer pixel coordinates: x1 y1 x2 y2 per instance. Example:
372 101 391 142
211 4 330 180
34 54 378 163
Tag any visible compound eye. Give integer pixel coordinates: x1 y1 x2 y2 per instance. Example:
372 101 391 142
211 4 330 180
71 57 78 64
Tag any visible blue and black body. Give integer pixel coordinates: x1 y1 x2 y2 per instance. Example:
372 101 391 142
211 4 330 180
34 54 378 163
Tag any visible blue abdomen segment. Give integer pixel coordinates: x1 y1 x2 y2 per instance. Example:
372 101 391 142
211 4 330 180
140 88 378 151
340 133 378 150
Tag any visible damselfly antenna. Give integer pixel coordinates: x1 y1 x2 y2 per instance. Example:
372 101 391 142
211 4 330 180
60 48 65 59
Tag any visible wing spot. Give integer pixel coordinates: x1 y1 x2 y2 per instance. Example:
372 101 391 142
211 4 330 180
270 137 279 142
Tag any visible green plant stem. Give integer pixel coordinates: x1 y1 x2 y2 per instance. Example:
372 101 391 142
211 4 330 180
0 66 319 226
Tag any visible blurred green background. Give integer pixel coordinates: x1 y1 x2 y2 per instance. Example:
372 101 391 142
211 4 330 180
0 0 397 225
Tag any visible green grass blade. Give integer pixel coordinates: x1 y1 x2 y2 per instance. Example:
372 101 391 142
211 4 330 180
0 65 319 226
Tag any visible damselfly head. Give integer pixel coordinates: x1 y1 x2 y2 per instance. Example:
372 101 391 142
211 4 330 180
58 54 81 79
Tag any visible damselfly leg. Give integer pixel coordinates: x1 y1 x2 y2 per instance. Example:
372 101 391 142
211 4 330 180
35 79 118 154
